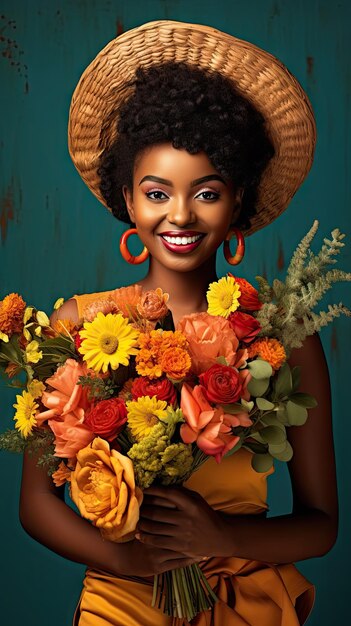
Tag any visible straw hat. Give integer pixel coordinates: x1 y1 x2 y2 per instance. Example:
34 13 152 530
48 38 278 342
68 20 316 236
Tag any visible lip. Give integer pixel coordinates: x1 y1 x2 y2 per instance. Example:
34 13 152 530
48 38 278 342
159 232 205 254
158 231 204 237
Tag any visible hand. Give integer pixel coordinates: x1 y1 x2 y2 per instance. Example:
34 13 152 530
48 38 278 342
110 537 198 578
136 485 229 561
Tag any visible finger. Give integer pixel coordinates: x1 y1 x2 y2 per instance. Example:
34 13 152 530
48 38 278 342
138 519 177 536
144 486 199 510
141 494 178 509
139 505 180 525
137 531 180 551
159 557 197 573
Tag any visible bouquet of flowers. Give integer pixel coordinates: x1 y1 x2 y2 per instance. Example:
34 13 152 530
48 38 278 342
0 220 350 620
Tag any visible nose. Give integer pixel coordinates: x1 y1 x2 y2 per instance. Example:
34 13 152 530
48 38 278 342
166 197 196 227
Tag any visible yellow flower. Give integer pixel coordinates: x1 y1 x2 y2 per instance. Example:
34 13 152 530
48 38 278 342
35 326 42 337
23 307 34 324
79 312 139 374
27 379 46 399
54 297 65 310
206 275 241 318
25 340 43 363
126 395 168 441
13 390 39 438
0 330 9 342
36 310 50 327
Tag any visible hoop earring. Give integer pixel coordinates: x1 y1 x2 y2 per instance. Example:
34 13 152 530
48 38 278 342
223 227 245 265
119 228 149 264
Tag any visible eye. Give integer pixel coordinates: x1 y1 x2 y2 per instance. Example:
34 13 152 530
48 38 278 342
145 190 169 201
196 190 220 201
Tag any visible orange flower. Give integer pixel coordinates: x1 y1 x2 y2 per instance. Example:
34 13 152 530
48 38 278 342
248 337 286 371
160 346 191 380
5 362 20 378
0 293 26 336
112 284 143 320
83 299 118 322
177 312 240 376
136 348 163 378
52 318 78 337
136 288 169 321
70 437 143 542
135 329 190 379
52 461 71 487
228 275 262 311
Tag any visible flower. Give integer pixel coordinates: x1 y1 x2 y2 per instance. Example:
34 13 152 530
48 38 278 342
126 395 169 441
0 293 26 336
206 276 241 318
51 318 77 337
52 461 71 487
160 346 191 380
70 437 143 542
135 329 189 379
131 376 177 405
13 390 38 438
112 284 143 320
36 310 50 327
0 330 9 342
25 340 43 364
248 337 286 371
27 379 46 399
49 413 95 461
74 332 83 352
228 275 262 311
79 312 139 373
228 310 261 343
136 288 169 321
5 362 20 378
83 298 119 322
177 312 241 376
54 298 65 310
199 364 243 404
84 397 127 441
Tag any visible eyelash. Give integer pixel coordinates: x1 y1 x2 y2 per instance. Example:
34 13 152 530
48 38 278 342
145 189 220 201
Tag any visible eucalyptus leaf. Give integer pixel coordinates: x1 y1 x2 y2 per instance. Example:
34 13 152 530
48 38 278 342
268 440 290 455
251 453 274 473
260 414 286 431
248 359 272 380
249 431 266 444
289 392 318 408
247 377 269 397
220 402 248 414
286 401 308 426
274 362 292 398
276 405 289 425
291 366 301 392
260 426 287 444
241 399 254 412
271 441 293 462
256 397 275 411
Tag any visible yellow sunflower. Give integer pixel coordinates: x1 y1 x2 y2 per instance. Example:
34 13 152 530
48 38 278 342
206 275 241 318
126 395 168 441
13 390 39 438
79 312 139 373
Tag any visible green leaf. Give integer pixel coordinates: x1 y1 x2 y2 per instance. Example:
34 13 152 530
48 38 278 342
248 359 273 380
241 399 254 412
260 413 286 430
219 402 248 414
270 440 293 462
256 397 275 411
251 453 274 473
276 404 289 425
268 440 290 455
249 431 266 444
286 401 308 426
216 356 228 366
291 366 301 392
274 363 292 398
247 377 269 397
260 426 287 444
289 392 318 408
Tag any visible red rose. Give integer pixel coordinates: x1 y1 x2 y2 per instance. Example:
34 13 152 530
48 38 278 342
74 332 83 352
228 274 262 311
131 376 177 405
199 364 242 404
84 397 127 441
228 311 261 343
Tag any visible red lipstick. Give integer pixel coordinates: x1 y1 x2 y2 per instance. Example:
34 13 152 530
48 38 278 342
158 231 205 254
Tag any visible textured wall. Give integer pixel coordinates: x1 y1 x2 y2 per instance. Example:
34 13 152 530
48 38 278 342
1 1 350 624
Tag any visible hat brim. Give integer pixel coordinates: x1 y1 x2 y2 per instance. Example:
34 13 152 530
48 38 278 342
68 20 316 236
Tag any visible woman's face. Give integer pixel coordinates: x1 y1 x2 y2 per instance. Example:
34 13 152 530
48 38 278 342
122 142 242 273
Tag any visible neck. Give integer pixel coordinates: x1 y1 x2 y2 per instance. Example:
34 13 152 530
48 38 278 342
138 254 218 315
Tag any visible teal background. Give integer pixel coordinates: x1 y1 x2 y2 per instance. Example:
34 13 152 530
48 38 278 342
1 0 350 624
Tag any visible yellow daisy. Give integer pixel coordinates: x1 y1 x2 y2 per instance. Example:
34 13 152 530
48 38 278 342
13 390 39 438
206 275 241 318
79 312 139 373
126 395 168 441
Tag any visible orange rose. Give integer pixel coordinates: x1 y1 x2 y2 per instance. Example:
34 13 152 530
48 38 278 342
83 299 118 322
136 288 169 321
70 437 143 542
177 312 240 376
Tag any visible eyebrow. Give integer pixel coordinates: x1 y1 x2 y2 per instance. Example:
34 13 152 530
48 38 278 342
138 174 227 187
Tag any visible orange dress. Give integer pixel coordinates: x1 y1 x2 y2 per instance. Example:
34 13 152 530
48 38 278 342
71 290 315 626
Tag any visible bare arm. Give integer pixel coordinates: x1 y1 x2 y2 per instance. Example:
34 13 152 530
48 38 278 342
217 332 338 563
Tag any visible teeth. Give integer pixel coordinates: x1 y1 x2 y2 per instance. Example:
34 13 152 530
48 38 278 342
163 234 202 245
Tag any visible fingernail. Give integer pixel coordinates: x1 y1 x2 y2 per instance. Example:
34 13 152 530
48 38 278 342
135 532 141 540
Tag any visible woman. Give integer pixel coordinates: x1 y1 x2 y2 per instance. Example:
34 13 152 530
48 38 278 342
19 20 338 625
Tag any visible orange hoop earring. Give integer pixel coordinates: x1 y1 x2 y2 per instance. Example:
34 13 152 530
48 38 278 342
119 228 149 264
223 227 245 265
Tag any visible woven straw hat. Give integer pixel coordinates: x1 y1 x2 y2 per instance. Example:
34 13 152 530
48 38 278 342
68 20 316 236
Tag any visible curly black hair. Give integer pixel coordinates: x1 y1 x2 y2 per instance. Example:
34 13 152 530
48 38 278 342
98 62 275 231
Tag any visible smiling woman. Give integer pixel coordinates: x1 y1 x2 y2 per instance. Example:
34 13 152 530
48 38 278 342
17 19 339 626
